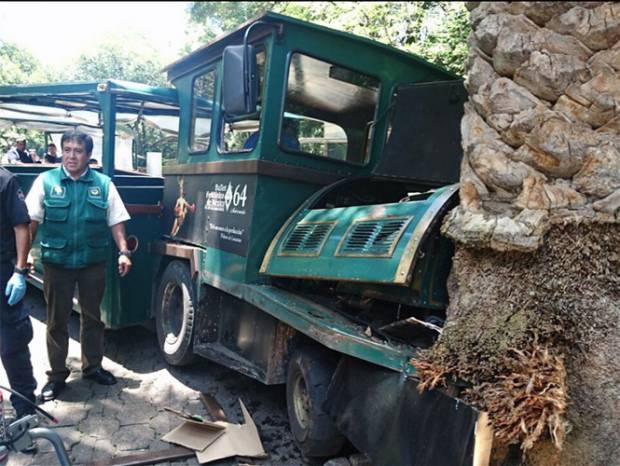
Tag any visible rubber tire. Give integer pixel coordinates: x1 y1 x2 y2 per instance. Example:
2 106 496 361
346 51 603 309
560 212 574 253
286 346 346 458
155 260 197 366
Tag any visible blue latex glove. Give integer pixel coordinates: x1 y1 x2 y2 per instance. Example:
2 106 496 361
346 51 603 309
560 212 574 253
5 272 26 306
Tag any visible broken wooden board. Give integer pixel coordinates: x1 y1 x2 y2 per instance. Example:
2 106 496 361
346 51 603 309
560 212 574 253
92 446 195 466
199 392 228 422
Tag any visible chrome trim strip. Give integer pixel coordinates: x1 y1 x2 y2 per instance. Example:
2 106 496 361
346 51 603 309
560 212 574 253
394 184 459 284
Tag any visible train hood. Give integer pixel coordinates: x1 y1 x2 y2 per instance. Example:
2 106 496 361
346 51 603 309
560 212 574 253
260 184 458 285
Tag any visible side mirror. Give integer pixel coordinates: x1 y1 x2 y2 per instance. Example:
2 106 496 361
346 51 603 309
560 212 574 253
222 44 258 116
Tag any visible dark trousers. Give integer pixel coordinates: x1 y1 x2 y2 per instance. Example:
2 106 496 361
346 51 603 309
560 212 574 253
43 262 106 382
0 260 37 416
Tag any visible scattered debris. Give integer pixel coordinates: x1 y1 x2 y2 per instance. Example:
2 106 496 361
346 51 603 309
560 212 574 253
162 416 225 452
379 315 443 334
199 392 228 422
164 407 211 424
163 398 267 464
92 446 194 466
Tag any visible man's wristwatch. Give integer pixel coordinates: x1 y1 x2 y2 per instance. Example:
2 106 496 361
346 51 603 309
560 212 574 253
118 250 132 259
14 266 30 276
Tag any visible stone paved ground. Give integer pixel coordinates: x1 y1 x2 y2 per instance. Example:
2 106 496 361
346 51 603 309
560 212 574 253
1 289 307 466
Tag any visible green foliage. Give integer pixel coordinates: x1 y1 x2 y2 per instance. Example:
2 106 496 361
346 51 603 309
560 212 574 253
122 120 178 167
71 38 167 86
0 40 50 85
186 1 470 76
68 36 173 168
411 3 470 76
187 2 279 43
1 38 172 167
0 40 51 156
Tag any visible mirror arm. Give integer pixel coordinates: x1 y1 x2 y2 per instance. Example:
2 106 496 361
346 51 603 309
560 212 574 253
242 21 283 112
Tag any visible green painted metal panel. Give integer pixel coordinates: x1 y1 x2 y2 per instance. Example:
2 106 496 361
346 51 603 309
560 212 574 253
97 90 116 177
162 169 322 286
0 80 177 100
262 185 458 284
194 271 418 375
244 284 417 374
113 214 162 327
244 176 321 283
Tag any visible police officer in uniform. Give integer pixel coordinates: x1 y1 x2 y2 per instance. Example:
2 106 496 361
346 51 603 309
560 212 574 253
25 129 132 400
0 166 37 418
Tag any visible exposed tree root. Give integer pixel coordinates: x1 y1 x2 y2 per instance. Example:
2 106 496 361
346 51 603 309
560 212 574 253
469 341 568 450
414 223 620 460
415 337 568 451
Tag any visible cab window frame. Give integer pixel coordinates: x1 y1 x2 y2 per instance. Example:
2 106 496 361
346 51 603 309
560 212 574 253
188 66 217 156
278 50 381 167
217 43 268 156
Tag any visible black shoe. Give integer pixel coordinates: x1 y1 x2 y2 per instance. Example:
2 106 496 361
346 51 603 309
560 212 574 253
41 381 66 401
83 368 117 385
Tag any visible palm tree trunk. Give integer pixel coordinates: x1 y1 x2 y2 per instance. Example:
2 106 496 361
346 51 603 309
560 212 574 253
416 2 620 464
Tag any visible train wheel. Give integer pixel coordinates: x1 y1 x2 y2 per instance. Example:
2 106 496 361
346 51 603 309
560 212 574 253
286 347 345 458
155 260 197 366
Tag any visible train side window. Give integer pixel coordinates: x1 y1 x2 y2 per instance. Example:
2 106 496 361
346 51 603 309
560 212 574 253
189 68 216 154
280 53 379 165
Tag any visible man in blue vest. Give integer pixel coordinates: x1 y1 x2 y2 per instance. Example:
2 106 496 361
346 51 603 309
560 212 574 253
25 129 133 401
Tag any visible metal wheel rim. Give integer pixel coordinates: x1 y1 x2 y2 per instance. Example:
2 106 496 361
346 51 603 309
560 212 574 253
292 372 311 430
162 282 184 347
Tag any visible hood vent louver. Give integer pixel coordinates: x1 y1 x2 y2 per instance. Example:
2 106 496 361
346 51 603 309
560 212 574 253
279 222 336 256
337 217 411 257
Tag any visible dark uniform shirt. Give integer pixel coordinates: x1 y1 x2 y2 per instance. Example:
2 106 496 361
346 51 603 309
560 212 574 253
0 167 30 261
44 153 61 163
7 148 34 164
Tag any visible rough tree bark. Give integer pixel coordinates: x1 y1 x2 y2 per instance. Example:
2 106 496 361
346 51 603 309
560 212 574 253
415 2 620 465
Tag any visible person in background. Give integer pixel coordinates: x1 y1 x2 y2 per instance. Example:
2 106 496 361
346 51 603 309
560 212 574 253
243 118 300 151
0 166 37 420
25 129 132 401
5 137 34 164
28 149 41 164
44 143 62 164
